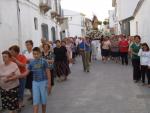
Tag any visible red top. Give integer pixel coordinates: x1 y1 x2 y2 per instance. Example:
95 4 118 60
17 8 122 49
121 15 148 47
119 40 129 52
16 54 27 74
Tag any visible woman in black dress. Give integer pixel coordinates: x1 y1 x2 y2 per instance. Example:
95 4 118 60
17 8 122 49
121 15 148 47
54 40 71 82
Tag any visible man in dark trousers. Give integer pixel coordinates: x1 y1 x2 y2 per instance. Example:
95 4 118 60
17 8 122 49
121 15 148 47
79 36 91 72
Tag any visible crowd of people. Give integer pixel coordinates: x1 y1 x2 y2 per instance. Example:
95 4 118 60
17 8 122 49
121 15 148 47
0 37 80 113
99 34 150 87
0 34 150 113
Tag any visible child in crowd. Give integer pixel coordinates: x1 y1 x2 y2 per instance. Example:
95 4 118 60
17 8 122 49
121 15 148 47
138 43 150 86
27 47 51 113
8 47 51 113
147 52 150 87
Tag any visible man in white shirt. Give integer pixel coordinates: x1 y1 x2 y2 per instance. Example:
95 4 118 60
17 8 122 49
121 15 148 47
23 40 34 101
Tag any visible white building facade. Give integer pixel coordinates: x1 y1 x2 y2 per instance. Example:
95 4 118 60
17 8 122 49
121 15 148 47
0 0 65 62
85 18 92 32
109 10 115 28
112 0 140 35
63 9 86 37
130 0 150 44
112 0 150 44
108 10 116 34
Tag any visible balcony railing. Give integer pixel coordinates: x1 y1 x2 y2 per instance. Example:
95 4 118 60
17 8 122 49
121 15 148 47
39 0 51 13
51 11 58 18
56 16 67 25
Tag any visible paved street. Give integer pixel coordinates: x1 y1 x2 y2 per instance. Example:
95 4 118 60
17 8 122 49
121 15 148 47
20 58 150 113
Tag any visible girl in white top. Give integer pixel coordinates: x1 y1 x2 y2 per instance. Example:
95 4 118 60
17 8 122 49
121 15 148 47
138 43 150 85
146 44 150 87
147 59 150 87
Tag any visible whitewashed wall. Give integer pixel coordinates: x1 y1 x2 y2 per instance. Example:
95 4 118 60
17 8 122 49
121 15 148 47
116 0 140 21
19 0 59 49
114 0 140 35
130 0 150 44
0 0 19 46
130 20 137 36
0 0 61 63
109 10 115 28
64 9 85 37
0 0 19 63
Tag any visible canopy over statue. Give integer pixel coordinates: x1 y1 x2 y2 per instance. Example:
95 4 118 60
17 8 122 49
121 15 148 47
86 15 102 39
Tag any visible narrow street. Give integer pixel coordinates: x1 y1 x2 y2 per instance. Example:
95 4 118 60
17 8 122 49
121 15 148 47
21 58 150 113
1 0 150 113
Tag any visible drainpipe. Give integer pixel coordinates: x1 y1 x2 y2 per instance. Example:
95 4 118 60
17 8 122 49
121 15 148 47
16 0 22 50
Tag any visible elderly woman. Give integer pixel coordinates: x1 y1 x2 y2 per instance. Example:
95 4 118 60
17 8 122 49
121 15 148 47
54 40 71 81
0 51 20 113
9 45 27 108
42 43 55 86
110 36 120 63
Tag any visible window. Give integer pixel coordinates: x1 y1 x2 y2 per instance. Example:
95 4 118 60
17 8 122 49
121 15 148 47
51 27 56 41
34 17 38 30
41 24 49 40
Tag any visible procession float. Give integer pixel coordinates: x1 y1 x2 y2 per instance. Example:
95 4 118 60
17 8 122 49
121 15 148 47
86 15 103 40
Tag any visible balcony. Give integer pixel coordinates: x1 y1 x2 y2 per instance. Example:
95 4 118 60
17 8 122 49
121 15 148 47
51 11 58 18
56 16 68 25
39 0 51 13
112 0 116 7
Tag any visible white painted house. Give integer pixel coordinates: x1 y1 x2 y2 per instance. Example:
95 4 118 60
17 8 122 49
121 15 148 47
112 0 140 35
112 0 150 44
0 0 66 62
63 9 86 37
108 10 117 34
108 10 116 28
130 0 150 44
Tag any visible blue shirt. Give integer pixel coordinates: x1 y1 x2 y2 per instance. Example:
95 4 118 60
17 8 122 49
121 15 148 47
28 58 48 82
79 42 91 52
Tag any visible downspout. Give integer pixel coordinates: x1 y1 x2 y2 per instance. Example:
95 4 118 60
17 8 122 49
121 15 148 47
16 0 22 50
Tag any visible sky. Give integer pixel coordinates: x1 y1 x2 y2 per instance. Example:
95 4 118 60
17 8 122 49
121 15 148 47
61 0 114 21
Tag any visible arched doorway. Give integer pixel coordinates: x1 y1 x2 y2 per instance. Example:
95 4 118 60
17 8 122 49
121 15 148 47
51 27 56 41
41 23 49 40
